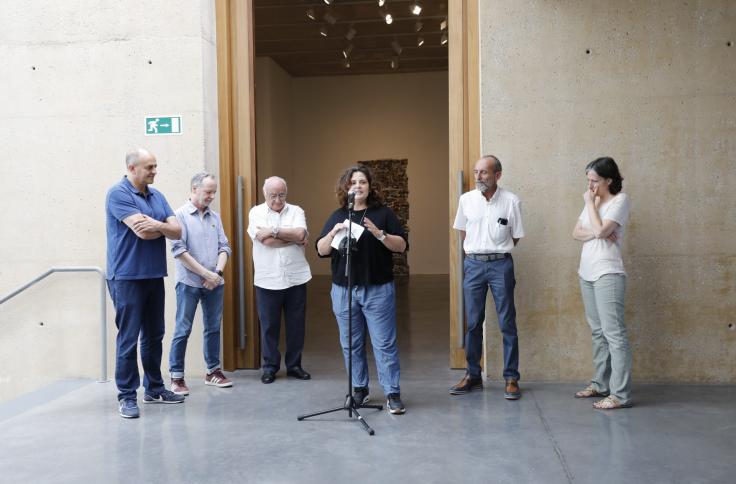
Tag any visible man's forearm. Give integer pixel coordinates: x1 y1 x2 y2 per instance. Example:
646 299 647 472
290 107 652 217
274 227 307 243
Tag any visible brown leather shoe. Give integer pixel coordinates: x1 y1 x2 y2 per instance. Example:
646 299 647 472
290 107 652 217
449 374 483 395
504 379 521 400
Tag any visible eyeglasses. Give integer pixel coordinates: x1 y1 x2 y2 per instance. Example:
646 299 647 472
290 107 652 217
267 193 287 201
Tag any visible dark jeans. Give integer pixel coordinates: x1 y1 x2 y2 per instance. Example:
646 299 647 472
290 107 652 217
255 283 307 372
463 256 520 380
107 278 166 401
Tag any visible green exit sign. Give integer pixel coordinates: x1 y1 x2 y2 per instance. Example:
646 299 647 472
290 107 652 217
145 116 182 135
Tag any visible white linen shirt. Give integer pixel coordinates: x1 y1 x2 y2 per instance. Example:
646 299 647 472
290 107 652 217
454 187 525 254
247 202 312 290
578 193 630 282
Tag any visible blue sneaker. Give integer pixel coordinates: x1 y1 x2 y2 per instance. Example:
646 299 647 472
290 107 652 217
119 398 140 418
143 389 185 404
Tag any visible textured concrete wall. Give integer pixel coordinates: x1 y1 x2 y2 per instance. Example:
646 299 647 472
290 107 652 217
479 1 736 383
0 0 219 401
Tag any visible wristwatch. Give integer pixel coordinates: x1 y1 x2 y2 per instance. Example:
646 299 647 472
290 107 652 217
271 226 280 239
216 270 224 277
377 230 387 242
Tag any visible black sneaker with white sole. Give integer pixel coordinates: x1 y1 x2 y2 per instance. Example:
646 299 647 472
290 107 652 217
143 389 185 404
353 387 370 406
386 393 406 414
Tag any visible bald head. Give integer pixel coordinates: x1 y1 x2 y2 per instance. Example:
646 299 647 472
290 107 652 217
125 148 155 168
478 155 502 174
263 176 287 194
263 176 288 212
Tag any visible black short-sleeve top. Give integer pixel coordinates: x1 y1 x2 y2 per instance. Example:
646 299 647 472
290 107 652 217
317 205 408 287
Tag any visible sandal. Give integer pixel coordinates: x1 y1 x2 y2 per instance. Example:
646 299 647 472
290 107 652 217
574 385 609 398
592 395 632 410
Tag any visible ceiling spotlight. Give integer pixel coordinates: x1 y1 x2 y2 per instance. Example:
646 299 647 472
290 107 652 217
414 20 423 32
342 44 354 58
342 58 351 69
306 8 316 21
440 18 447 30
410 2 422 15
345 27 357 41
319 25 328 37
391 40 402 55
390 57 399 69
440 32 448 45
378 0 387 6
384 13 393 24
323 12 337 25
324 0 333 4
417 36 424 47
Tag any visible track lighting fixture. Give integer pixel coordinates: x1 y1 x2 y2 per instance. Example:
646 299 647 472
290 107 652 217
410 2 422 15
391 40 402 55
440 32 448 45
342 44 354 58
384 12 393 24
319 25 328 37
342 58 351 69
414 20 423 32
323 12 337 25
306 8 316 21
390 57 399 69
378 0 386 6
324 0 333 4
417 36 424 47
440 18 447 30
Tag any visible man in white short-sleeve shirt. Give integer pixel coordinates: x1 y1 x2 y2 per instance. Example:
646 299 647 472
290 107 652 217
248 176 312 384
450 155 525 400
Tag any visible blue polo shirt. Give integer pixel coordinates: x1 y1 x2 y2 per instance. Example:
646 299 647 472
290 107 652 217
106 176 174 280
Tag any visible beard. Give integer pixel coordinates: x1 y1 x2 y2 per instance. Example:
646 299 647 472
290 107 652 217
475 181 489 193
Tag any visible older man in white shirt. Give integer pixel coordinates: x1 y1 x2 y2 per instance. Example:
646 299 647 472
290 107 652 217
451 155 525 400
248 176 312 384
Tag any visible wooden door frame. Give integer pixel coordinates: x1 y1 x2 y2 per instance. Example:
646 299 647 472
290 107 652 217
448 0 480 368
216 0 259 370
214 0 479 370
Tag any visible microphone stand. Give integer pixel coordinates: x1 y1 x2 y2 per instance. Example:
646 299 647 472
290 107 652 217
297 193 383 435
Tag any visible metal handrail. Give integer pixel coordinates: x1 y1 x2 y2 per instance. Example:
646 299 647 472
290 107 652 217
0 266 108 382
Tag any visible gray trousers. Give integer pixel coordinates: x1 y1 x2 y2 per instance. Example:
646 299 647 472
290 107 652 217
580 274 632 404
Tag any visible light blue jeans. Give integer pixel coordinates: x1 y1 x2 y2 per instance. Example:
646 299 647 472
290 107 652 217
580 274 632 404
169 283 224 378
330 282 401 396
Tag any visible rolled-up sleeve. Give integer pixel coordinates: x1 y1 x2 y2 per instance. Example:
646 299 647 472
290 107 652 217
170 211 189 257
510 200 524 239
216 214 232 256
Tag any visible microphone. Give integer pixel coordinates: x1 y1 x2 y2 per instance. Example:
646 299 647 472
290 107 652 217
347 190 356 208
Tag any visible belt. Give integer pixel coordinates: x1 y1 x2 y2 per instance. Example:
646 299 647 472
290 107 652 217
466 253 508 262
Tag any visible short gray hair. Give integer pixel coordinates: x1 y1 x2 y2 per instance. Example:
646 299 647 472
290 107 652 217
125 148 152 168
262 176 287 194
191 172 216 188
480 155 502 173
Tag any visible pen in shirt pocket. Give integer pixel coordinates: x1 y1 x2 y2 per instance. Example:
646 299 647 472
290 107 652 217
497 218 508 225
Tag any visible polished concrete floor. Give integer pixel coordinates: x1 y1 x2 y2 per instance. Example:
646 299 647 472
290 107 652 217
1 275 735 484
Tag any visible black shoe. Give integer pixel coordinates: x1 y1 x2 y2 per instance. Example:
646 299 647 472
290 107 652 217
449 373 483 395
353 387 370 406
286 367 311 380
387 393 406 415
261 370 276 384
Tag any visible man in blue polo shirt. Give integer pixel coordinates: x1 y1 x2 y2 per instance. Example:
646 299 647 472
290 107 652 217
106 148 185 418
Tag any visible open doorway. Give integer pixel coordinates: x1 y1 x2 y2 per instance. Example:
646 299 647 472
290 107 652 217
215 0 478 372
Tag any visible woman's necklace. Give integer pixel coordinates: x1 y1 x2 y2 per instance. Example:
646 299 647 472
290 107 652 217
348 207 368 226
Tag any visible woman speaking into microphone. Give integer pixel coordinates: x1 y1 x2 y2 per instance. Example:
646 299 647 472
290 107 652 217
316 165 408 415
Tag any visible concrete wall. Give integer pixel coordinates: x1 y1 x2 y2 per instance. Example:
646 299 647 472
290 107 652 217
0 0 219 402
479 1 736 382
289 72 450 275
